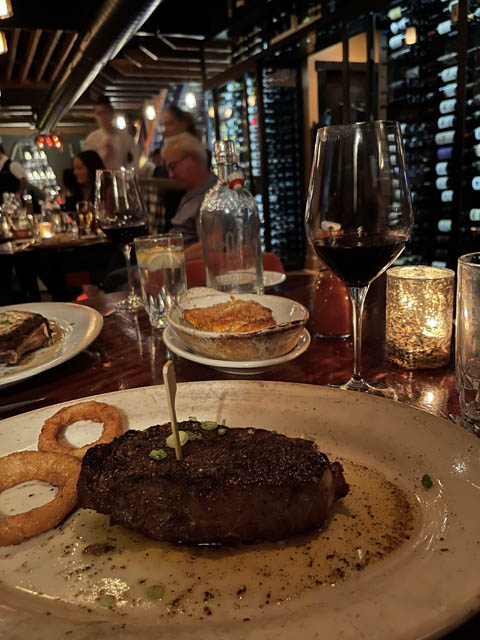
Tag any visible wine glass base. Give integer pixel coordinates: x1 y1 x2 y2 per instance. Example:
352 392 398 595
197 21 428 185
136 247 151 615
115 293 144 311
329 377 398 400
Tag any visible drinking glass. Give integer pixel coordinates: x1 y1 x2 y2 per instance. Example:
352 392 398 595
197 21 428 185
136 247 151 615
134 233 187 329
305 121 413 396
95 169 148 311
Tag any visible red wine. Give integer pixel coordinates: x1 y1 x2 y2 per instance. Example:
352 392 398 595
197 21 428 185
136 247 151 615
100 224 147 244
313 233 407 287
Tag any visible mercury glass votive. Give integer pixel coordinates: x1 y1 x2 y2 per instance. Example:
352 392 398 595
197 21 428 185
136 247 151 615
38 221 54 239
386 266 455 369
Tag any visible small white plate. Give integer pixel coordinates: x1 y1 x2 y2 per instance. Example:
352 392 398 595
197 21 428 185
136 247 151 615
263 270 286 288
164 325 311 374
0 302 103 387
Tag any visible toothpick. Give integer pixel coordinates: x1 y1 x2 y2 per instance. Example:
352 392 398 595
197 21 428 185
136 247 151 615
162 360 182 461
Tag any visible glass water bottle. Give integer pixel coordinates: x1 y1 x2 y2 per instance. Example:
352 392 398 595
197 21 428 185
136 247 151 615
200 140 264 294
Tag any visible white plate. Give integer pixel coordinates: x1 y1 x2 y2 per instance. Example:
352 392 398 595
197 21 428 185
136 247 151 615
164 325 311 373
263 270 286 288
0 302 103 387
0 382 478 640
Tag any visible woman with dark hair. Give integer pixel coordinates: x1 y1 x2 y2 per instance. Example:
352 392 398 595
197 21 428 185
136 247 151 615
160 106 198 139
70 150 104 204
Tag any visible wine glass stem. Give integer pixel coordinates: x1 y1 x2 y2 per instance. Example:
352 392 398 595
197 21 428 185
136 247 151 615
347 285 370 383
122 243 135 298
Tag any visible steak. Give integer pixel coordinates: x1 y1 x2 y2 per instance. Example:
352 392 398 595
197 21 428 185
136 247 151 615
0 310 51 365
77 421 349 545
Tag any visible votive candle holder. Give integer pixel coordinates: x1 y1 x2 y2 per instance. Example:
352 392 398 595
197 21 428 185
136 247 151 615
386 266 454 369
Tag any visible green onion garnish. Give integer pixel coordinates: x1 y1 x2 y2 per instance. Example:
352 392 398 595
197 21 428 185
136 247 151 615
200 421 218 431
218 427 227 436
247 428 256 435
271 430 278 435
421 474 433 489
221 418 226 426
186 431 203 441
166 431 189 448
302 435 316 442
98 594 116 608
146 585 165 600
188 416 198 421
149 449 167 460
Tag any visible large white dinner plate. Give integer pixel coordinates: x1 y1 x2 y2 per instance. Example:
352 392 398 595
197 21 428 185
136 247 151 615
164 325 311 374
0 302 103 387
0 381 479 640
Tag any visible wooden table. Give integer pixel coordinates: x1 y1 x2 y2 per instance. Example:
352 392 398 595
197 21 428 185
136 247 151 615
0 274 477 638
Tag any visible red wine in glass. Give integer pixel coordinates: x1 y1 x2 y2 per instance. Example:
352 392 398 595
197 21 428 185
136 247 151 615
100 223 147 244
305 121 414 397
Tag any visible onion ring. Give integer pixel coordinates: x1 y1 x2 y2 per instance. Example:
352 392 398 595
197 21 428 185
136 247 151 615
0 451 81 546
38 401 123 459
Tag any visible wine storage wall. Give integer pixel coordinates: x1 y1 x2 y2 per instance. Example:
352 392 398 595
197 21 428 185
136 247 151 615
385 0 480 267
260 65 306 270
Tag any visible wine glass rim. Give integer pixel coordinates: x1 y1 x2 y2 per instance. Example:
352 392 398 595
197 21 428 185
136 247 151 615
317 120 401 134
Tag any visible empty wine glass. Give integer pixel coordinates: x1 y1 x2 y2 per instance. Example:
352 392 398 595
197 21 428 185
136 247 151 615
305 121 414 397
95 169 148 311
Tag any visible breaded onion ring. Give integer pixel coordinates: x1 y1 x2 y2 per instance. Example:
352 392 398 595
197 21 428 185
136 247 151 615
0 451 81 546
38 401 123 459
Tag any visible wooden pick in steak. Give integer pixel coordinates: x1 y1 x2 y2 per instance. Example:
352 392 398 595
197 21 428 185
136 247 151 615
162 359 182 461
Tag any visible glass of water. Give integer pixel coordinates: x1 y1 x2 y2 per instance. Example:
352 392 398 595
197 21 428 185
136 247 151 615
134 233 187 329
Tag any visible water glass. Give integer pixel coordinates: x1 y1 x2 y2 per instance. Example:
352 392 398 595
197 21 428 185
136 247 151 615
456 253 480 434
134 233 187 329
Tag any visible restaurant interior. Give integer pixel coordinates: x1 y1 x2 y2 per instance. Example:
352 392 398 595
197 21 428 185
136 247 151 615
0 1 479 639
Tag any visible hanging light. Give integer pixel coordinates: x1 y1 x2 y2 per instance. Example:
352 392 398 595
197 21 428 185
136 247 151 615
116 115 127 130
185 91 197 110
0 0 13 20
405 26 417 45
0 31 7 55
145 104 156 121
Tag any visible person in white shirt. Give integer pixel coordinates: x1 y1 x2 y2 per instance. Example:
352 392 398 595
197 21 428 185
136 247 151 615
84 97 138 170
0 143 27 196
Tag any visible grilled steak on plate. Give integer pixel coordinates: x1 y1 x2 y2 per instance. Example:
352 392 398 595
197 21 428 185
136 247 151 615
0 310 51 365
77 421 349 544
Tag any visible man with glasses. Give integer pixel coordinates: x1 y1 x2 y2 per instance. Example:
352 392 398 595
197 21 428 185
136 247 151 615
162 133 217 257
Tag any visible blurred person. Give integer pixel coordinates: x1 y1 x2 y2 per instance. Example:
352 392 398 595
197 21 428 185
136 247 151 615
139 147 163 178
64 150 104 210
161 132 217 258
160 105 198 139
0 143 27 197
84 96 138 170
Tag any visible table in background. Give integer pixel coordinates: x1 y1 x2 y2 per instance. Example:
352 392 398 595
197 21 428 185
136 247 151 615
0 274 476 639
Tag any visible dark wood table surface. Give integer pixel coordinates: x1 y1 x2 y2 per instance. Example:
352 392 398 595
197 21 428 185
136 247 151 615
0 274 477 638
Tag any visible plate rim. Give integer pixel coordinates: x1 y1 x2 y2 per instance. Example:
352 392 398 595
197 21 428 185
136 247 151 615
0 302 103 387
163 325 311 369
0 381 479 640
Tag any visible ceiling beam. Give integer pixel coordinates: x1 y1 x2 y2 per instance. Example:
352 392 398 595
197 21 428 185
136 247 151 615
49 31 78 84
20 29 42 82
111 58 202 79
35 30 63 83
6 28 20 81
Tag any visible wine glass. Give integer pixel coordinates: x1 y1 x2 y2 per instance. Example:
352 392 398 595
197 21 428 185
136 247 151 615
95 169 148 311
305 121 414 397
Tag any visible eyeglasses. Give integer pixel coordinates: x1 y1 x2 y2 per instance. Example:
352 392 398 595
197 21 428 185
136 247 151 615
166 154 189 172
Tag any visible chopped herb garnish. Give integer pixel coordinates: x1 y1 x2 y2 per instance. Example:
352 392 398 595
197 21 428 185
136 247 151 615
421 473 433 489
146 585 165 600
271 430 278 435
221 418 226 426
98 594 116 608
247 428 256 435
200 421 218 431
218 427 227 436
186 431 203 441
188 416 198 421
149 449 167 460
166 431 189 448
302 435 316 442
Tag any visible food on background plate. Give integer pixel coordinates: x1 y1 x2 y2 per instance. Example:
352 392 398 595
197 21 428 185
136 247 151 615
184 297 276 333
0 451 81 546
77 419 349 544
38 401 124 459
0 310 51 365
